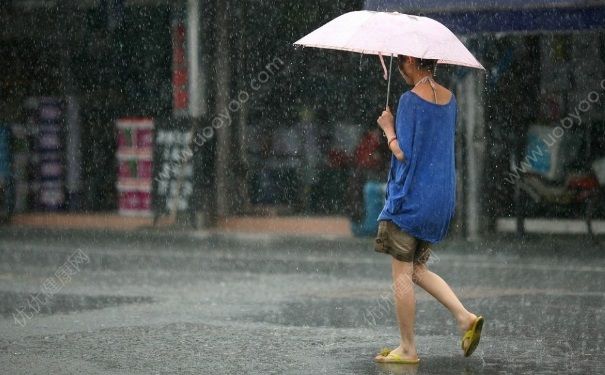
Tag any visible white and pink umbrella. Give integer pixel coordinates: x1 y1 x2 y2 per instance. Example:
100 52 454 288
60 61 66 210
294 10 485 107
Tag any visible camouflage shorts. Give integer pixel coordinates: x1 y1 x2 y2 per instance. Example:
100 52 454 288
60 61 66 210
374 220 432 264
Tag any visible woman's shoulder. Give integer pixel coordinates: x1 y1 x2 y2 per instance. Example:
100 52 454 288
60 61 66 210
410 84 453 106
396 91 414 111
401 90 415 100
398 88 456 112
398 91 417 106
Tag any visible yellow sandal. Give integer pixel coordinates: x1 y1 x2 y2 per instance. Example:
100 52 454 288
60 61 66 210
374 347 420 364
461 316 484 357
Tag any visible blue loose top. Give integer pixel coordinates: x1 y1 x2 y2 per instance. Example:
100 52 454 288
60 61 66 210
377 90 457 244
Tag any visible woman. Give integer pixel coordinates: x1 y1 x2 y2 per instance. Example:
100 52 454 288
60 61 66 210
373 55 484 364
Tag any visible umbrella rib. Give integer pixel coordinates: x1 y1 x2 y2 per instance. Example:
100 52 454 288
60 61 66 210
386 54 393 109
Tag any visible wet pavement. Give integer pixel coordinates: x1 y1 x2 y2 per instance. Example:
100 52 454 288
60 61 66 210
0 227 604 374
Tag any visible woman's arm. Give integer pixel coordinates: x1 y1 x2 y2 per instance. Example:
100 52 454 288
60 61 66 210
377 108 405 161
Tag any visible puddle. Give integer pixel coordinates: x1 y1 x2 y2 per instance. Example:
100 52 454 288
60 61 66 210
245 298 395 328
0 290 154 317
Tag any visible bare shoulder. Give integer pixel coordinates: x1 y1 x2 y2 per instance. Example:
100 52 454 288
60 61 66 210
436 85 453 104
411 82 453 105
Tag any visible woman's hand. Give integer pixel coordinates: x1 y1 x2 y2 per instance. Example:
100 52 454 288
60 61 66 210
377 107 405 162
376 107 394 133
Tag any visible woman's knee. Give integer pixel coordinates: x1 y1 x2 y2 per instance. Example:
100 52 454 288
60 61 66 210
412 263 428 283
391 256 414 274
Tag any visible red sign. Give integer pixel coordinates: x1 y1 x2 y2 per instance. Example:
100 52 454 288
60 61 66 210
172 21 188 114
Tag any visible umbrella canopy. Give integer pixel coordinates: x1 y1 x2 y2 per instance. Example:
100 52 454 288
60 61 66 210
294 10 484 70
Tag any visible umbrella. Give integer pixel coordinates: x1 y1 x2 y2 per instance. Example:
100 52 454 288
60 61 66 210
294 10 485 107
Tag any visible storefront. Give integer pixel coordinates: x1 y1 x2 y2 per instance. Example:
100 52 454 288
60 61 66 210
0 1 172 215
1 0 369 229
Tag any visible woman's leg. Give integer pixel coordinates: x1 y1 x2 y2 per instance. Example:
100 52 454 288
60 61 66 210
388 257 419 359
412 263 477 335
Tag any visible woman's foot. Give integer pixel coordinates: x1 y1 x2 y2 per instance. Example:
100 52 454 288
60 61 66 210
374 344 419 362
458 312 478 336
458 312 477 352
458 313 484 356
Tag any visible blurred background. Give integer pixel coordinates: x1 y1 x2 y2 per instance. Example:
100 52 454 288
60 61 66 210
2 3 605 373
1 0 605 239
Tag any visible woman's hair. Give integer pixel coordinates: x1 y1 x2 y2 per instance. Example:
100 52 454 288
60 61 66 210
397 54 438 73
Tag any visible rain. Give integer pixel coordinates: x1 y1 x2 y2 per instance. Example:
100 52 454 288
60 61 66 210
0 0 604 374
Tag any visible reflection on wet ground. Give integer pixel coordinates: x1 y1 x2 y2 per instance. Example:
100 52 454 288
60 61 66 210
0 290 154 317
0 229 604 374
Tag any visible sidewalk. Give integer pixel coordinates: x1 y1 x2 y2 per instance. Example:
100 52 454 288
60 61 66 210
13 212 605 239
10 213 157 231
9 212 354 237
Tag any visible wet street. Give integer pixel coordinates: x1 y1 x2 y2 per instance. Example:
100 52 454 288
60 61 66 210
0 228 604 374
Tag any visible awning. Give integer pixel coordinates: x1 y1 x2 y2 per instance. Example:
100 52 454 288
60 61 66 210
363 1 605 34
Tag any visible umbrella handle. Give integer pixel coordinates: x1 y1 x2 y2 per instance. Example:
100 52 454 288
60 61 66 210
386 54 393 109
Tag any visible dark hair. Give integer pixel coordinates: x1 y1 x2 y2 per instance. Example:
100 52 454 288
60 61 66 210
397 54 438 73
